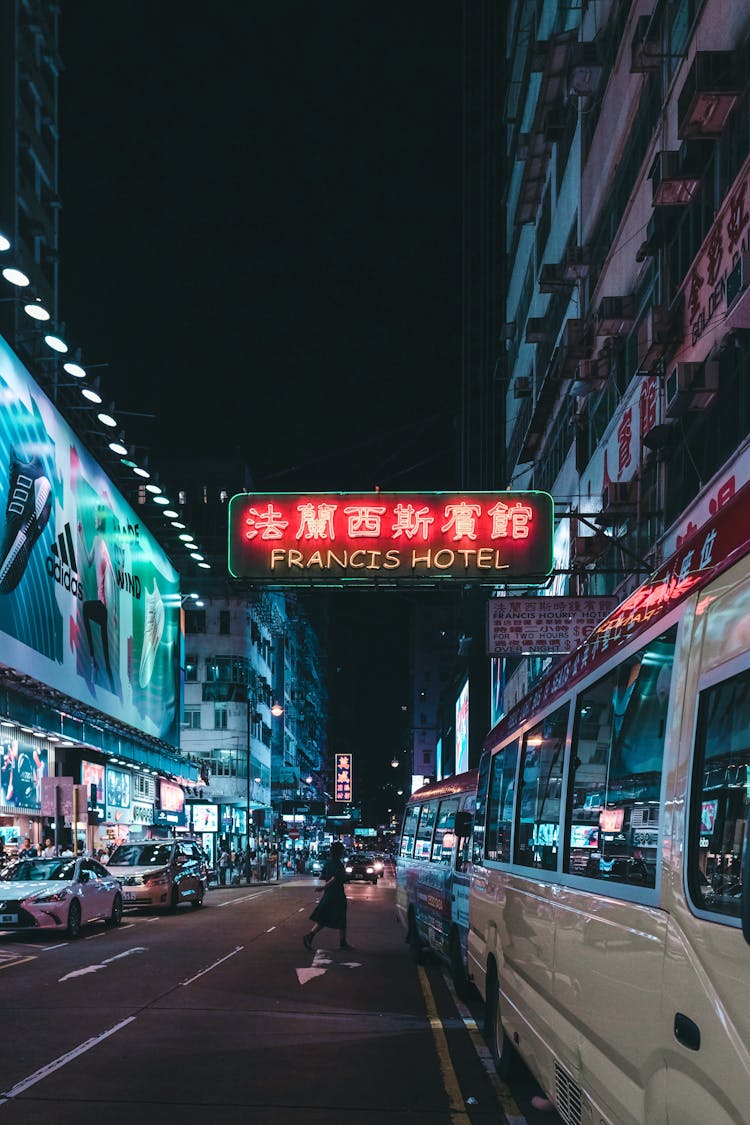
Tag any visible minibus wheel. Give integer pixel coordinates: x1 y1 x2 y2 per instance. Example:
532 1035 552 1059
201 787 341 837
485 963 519 1079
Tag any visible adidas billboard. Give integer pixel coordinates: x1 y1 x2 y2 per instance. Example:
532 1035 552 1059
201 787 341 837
46 521 83 599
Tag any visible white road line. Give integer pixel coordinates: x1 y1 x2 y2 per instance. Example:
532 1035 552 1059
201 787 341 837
180 945 244 986
0 1016 136 1104
40 943 68 952
85 931 107 940
58 946 146 982
217 892 268 907
266 926 276 932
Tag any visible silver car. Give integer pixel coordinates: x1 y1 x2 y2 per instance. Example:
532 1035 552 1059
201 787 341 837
107 840 208 910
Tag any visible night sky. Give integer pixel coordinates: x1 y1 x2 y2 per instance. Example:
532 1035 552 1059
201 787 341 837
57 3 464 815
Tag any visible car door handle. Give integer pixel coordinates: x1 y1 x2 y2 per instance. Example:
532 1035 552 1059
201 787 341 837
674 1012 700 1051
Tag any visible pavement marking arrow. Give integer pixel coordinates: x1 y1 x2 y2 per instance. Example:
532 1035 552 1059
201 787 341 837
58 946 146 982
296 948 361 983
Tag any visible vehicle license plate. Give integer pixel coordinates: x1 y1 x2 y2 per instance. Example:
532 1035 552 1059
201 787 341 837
123 892 136 902
0 913 18 924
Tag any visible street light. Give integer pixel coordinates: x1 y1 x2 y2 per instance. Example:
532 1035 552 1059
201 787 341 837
271 700 284 717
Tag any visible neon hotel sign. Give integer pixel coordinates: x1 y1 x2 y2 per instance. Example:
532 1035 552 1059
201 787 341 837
228 492 553 585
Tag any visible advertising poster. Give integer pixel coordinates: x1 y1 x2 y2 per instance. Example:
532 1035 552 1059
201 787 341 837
192 804 218 832
82 760 105 806
455 680 469 774
0 337 180 743
0 739 48 810
105 767 132 823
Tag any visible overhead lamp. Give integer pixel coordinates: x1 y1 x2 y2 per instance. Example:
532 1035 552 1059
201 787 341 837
44 333 68 353
63 361 86 378
145 483 162 494
81 386 102 404
198 562 210 569
97 412 117 428
190 552 204 561
171 520 186 529
0 718 15 728
163 509 179 518
132 465 150 478
24 301 50 321
2 267 30 287
109 439 128 456
153 495 170 505
179 533 194 542
391 756 399 768
0 233 10 252
271 701 284 717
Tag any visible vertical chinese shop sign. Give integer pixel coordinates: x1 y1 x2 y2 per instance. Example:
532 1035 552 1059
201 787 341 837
228 492 554 585
335 753 353 803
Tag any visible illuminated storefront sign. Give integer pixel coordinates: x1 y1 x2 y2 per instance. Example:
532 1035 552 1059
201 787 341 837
455 681 469 774
105 767 132 824
132 802 154 826
335 753 353 802
229 491 554 585
156 779 185 826
192 804 218 832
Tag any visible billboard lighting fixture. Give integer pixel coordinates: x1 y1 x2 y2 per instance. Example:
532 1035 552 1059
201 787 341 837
153 496 170 506
145 483 162 494
178 533 194 542
171 520 186 529
0 233 10 251
63 362 86 378
24 301 50 321
132 465 150 478
190 552 204 561
81 387 102 404
44 333 68 353
2 267 30 287
108 440 128 456
198 562 211 569
97 412 117 429
163 509 178 518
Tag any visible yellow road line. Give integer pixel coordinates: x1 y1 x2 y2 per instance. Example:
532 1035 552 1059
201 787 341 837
417 964 471 1125
443 972 527 1125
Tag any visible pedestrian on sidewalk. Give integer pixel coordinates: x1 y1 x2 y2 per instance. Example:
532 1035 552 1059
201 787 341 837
218 846 229 885
303 841 352 951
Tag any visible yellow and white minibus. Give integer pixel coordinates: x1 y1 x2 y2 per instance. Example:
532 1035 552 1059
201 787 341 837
396 770 477 992
468 477 750 1125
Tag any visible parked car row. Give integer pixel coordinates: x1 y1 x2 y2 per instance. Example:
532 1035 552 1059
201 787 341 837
0 839 209 939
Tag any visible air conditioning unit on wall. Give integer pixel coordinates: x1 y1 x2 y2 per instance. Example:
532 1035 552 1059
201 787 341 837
637 305 673 369
678 51 744 139
596 296 636 337
601 480 638 516
665 361 719 416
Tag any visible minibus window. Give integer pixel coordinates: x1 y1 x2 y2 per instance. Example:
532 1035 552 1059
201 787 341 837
432 799 459 864
415 802 437 860
515 704 569 870
486 741 518 863
689 667 750 920
473 752 491 866
566 627 675 887
399 805 419 858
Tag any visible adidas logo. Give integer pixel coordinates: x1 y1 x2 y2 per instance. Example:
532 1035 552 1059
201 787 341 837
46 522 83 599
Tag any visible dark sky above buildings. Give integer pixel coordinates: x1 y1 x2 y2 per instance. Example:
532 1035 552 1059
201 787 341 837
57 3 464 812
58 1 462 494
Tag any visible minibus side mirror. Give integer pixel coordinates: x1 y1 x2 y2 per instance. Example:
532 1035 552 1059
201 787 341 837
454 810 473 840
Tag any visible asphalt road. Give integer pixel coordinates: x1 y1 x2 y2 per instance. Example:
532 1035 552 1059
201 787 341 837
0 870 560 1125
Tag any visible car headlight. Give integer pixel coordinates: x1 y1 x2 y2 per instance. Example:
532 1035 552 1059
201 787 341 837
345 866 353 873
143 871 169 886
366 867 374 874
28 889 69 904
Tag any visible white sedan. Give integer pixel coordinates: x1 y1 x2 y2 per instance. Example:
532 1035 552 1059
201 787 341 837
0 856 123 938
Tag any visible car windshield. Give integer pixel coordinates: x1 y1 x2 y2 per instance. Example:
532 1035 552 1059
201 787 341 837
1 859 77 882
108 844 173 867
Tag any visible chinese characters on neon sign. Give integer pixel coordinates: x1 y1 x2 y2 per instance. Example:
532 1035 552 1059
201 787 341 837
228 492 554 585
335 753 352 803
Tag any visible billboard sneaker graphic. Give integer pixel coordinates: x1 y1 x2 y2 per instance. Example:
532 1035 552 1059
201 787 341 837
139 578 165 687
0 448 52 594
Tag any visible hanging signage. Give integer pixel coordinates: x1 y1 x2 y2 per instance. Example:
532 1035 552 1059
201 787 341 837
155 779 185 826
488 596 619 655
228 491 554 585
335 753 353 803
